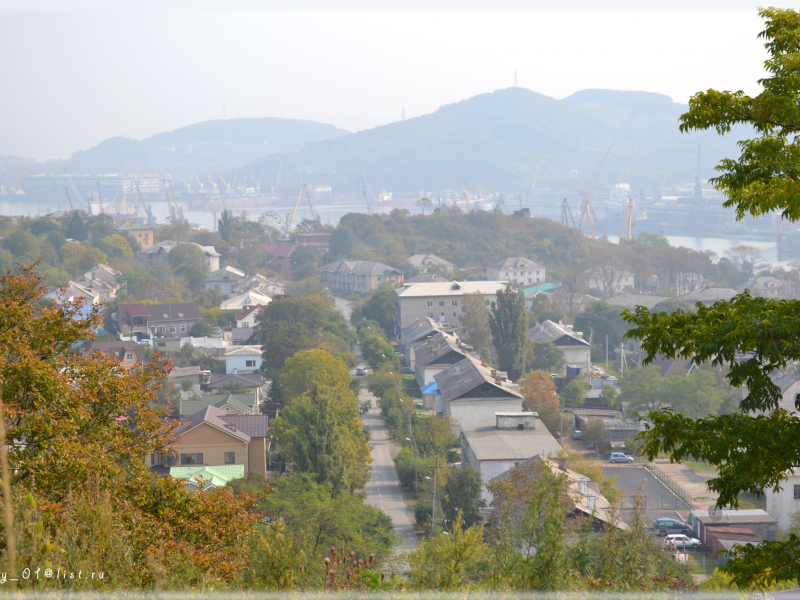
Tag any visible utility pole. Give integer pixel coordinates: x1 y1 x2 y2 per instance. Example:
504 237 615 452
431 456 438 538
408 415 418 490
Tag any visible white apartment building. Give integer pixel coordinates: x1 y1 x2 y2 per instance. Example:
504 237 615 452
396 280 507 337
766 469 800 531
486 257 545 286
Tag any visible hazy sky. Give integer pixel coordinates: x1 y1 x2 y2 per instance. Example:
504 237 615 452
0 0 768 161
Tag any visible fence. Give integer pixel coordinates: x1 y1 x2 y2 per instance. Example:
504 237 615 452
645 461 692 506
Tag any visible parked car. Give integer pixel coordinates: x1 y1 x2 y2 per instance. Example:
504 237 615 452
138 339 152 346
653 518 690 536
609 452 634 464
663 533 701 548
572 430 583 440
401 367 415 375
355 368 366 376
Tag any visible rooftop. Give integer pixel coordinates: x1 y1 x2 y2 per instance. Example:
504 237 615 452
179 393 254 416
489 257 545 271
605 293 671 311
527 320 591 347
460 419 561 460
220 290 272 311
170 464 245 490
407 254 455 268
435 354 523 405
398 280 507 298
679 287 739 304
225 345 262 356
261 243 297 258
320 259 404 277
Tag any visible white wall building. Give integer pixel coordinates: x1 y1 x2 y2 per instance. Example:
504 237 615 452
486 257 545 286
766 469 800 531
397 280 507 336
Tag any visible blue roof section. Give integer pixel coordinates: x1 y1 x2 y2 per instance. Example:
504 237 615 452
420 381 441 395
522 282 561 295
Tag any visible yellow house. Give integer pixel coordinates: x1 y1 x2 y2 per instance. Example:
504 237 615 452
149 406 268 479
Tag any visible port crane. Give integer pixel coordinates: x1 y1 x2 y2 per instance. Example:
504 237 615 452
561 198 577 228
201 191 217 228
194 175 205 190
168 180 184 221
659 169 669 198
286 184 317 231
180 176 193 192
526 166 538 209
621 198 635 239
360 172 375 216
64 188 75 210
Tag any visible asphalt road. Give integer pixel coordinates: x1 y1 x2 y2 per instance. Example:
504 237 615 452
361 387 418 551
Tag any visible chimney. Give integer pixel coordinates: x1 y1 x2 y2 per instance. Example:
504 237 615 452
481 358 488 366
494 376 502 385
557 457 567 471
577 478 587 494
514 461 520 468
587 495 597 510
491 369 497 377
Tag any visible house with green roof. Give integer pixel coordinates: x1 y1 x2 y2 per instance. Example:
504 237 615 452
170 465 245 491
179 394 254 417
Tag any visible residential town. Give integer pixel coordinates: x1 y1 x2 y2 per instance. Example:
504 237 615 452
3 4 800 593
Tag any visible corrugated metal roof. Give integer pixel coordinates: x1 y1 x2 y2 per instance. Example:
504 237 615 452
414 331 466 370
434 354 523 404
170 465 244 490
319 258 403 276
408 254 454 268
397 281 507 298
181 405 251 442
527 320 591 348
225 345 262 356
400 317 439 344
462 422 561 460
522 282 561 295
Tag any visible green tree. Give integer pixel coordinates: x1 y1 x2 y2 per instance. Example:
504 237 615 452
218 209 235 241
64 211 87 241
582 418 611 453
272 383 371 496
167 243 208 289
59 243 107 277
526 339 566 373
416 197 433 215
528 293 565 326
599 384 618 408
617 365 667 414
441 466 485 527
573 300 629 358
408 511 487 590
2 230 39 257
561 381 584 407
361 333 399 371
458 291 491 355
358 282 399 339
97 233 134 258
622 10 800 587
489 286 527 381
233 472 398 577
667 369 724 419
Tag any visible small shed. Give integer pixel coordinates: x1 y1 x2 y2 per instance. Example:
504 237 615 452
705 526 761 564
690 509 777 543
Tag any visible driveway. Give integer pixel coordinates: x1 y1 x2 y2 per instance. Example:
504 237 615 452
361 385 417 551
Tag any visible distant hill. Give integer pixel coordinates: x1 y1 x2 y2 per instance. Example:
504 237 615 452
244 87 746 196
33 117 349 178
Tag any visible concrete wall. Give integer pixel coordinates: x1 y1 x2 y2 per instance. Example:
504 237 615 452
399 292 499 334
766 470 800 530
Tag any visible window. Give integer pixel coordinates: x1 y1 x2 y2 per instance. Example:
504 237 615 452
452 300 458 306
439 301 445 307
453 312 457 318
156 326 165 334
126 353 134 361
224 452 236 464
181 453 203 465
180 324 186 333
427 301 433 307
170 325 176 333
428 313 433 318
245 359 256 367
795 484 800 500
